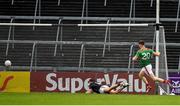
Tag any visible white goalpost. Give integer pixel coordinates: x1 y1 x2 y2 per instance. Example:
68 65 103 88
155 0 171 95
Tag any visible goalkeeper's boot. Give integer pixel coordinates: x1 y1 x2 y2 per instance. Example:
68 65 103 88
122 82 129 88
146 85 152 92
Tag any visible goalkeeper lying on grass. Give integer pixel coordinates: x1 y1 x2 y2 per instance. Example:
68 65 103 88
86 79 129 94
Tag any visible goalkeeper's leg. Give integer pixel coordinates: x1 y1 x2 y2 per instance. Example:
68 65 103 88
108 83 129 94
103 83 122 93
103 82 129 93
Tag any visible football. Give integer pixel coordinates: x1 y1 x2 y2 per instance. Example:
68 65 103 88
4 60 12 66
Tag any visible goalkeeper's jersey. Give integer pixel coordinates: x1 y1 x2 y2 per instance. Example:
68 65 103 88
89 82 101 93
135 49 154 67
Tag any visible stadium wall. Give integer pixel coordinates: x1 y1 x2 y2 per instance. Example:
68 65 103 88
0 71 156 94
169 72 180 95
0 72 30 92
30 72 155 94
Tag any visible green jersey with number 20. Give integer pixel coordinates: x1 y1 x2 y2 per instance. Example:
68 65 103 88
135 49 154 67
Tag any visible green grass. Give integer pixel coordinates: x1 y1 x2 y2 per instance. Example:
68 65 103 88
0 92 179 105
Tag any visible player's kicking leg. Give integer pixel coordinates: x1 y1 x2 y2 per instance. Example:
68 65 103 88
146 65 172 87
139 64 172 92
148 73 172 88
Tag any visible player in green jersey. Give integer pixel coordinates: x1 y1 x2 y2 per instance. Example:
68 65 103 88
132 40 171 92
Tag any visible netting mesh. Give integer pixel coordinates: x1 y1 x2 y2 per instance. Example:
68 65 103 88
158 26 169 94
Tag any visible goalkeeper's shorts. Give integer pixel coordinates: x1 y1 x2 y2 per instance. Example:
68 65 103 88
99 85 109 94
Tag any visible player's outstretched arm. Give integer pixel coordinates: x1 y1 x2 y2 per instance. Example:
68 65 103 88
153 51 160 56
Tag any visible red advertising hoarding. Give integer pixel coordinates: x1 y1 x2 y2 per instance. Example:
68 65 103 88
30 72 155 94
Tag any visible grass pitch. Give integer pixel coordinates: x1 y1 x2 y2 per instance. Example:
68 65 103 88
0 92 179 105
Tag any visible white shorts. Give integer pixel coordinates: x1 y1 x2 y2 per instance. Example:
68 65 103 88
141 64 155 76
99 85 109 94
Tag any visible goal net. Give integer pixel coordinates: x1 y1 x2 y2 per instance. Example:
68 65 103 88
158 26 170 94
